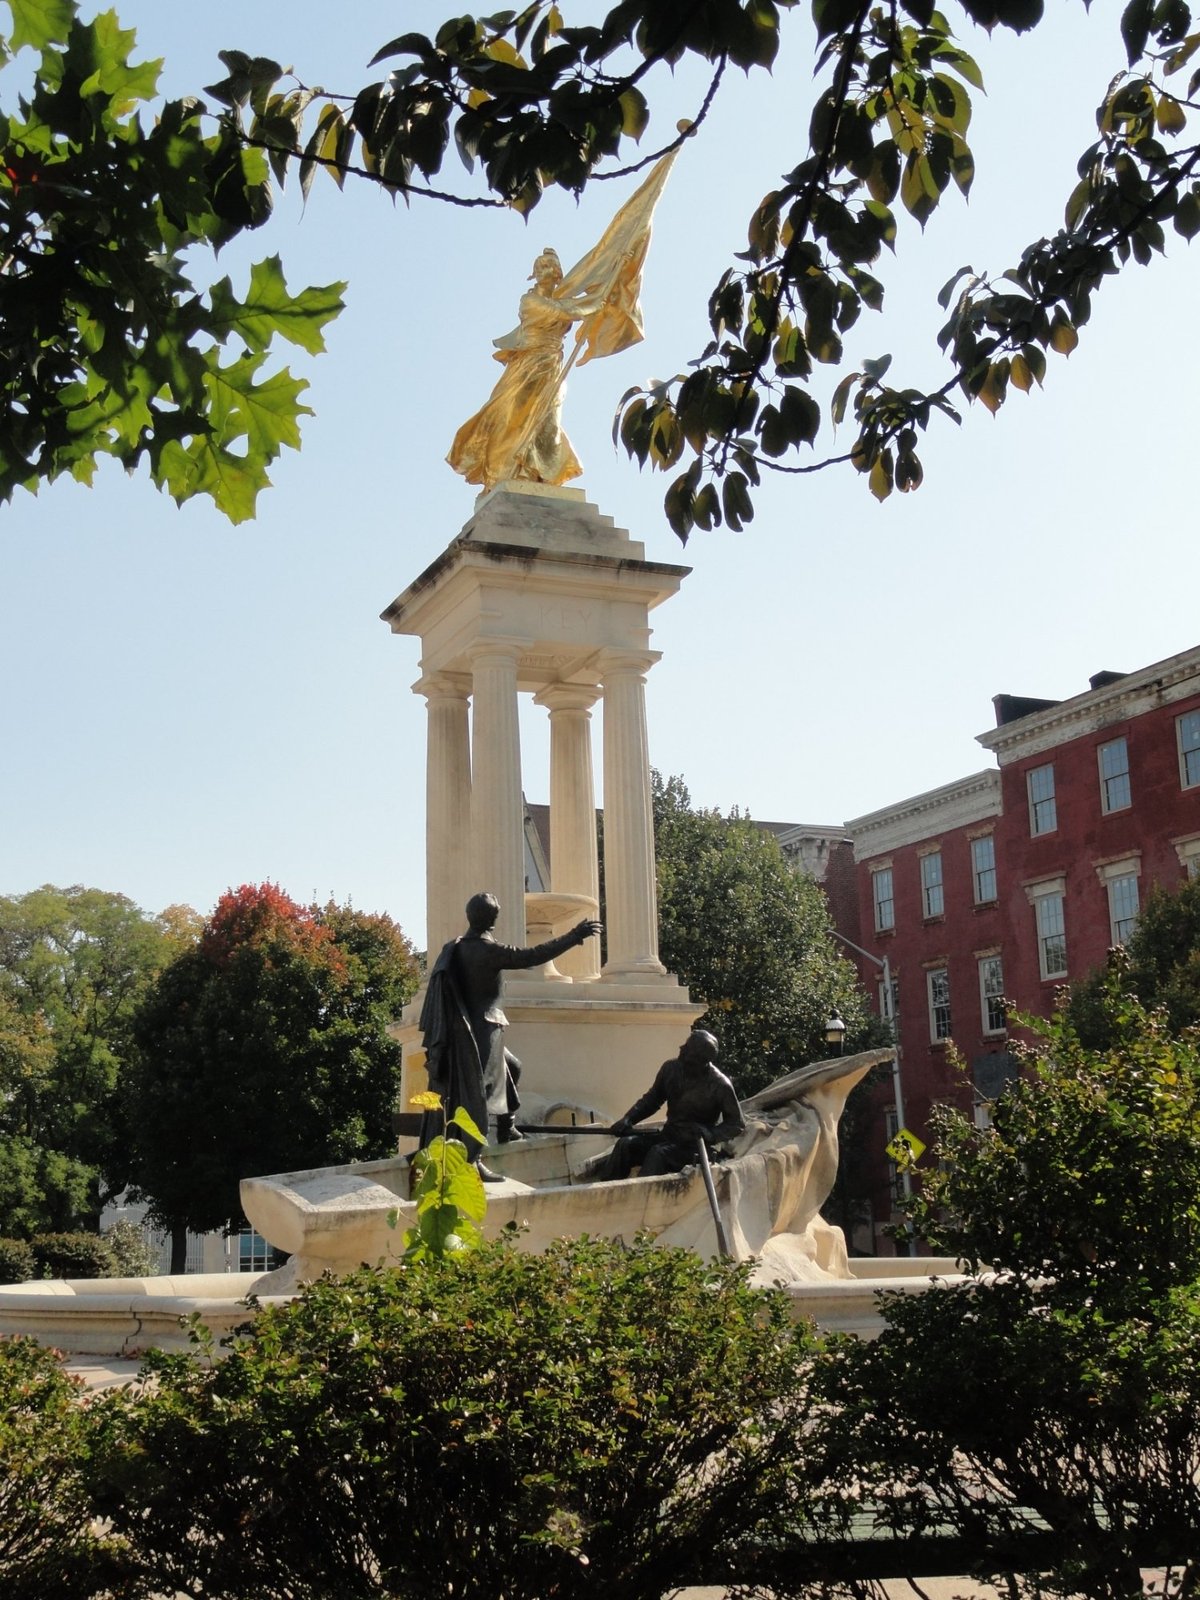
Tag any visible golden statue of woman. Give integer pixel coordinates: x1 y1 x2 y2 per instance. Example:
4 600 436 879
447 147 680 493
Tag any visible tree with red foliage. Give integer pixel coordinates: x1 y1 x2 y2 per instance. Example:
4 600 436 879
128 885 419 1272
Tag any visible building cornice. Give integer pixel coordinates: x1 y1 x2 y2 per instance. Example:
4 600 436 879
847 769 1001 860
977 644 1200 764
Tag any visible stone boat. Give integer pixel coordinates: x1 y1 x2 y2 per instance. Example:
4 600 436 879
243 1047 896 1293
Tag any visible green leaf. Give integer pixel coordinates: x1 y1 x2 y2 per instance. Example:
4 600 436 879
1122 0 1154 63
209 257 346 355
5 0 73 52
449 1105 486 1147
155 433 270 526
618 85 648 139
1174 189 1200 237
1049 312 1078 355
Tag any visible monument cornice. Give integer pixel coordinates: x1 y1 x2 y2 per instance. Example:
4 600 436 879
381 539 691 637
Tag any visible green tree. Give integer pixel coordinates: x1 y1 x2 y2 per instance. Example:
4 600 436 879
1068 872 1200 1047
127 883 419 1271
0 0 344 520
652 772 870 1095
814 990 1200 1596
206 0 1196 536
0 883 189 1234
91 1235 818 1600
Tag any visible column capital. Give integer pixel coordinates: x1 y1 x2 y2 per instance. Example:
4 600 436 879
467 639 526 669
534 681 601 714
414 670 471 702
598 647 661 681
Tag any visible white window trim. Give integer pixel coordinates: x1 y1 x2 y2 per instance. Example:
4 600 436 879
1097 736 1132 815
926 966 952 1044
1178 708 1200 791
1094 853 1142 884
1025 877 1068 980
970 833 997 904
920 849 945 919
871 864 895 933
1174 833 1200 879
977 953 1006 1038
1095 857 1141 945
1027 763 1057 836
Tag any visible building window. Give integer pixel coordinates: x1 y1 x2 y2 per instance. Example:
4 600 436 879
927 967 952 1042
236 1226 280 1274
1179 709 1200 789
1176 835 1200 880
1097 737 1131 814
872 867 895 932
978 955 1006 1036
921 851 944 918
1034 892 1068 979
971 835 997 903
1027 764 1057 835
1107 872 1140 944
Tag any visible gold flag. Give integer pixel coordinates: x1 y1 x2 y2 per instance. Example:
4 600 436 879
558 147 680 366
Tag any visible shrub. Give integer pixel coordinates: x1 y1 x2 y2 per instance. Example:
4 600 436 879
813 992 1200 1598
0 1238 35 1285
0 1336 128 1599
31 1231 116 1280
101 1219 159 1279
92 1234 819 1599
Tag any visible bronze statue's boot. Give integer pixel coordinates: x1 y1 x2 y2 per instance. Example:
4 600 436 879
496 1114 524 1143
476 1162 505 1183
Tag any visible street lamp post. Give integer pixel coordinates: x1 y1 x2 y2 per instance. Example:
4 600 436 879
830 929 915 1253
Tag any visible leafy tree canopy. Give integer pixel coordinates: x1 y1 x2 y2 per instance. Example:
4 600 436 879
0 0 345 521
652 772 871 1094
127 883 420 1259
1067 871 1200 1048
206 0 1199 536
0 883 190 1234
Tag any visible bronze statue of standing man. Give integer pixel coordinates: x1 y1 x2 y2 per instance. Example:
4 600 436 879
418 892 602 1178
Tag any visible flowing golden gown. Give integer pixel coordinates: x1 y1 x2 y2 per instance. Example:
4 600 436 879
447 286 591 489
447 145 682 493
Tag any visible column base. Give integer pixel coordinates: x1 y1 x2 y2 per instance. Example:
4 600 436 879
392 980 705 1148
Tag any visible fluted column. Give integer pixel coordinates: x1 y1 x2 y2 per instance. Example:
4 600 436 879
600 649 666 979
418 672 472 960
469 642 526 948
537 682 601 979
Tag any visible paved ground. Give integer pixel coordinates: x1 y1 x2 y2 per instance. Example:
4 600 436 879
67 1356 146 1391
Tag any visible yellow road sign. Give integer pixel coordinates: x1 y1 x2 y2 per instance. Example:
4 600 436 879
885 1127 926 1163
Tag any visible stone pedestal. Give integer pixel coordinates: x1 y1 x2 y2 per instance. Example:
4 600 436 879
381 482 702 1126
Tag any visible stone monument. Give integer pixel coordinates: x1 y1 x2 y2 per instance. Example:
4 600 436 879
384 142 708 1131
382 481 703 1128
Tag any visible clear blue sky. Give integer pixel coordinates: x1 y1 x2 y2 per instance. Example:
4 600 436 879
2 1 1195 947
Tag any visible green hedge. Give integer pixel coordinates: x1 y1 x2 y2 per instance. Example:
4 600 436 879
90 1235 818 1599
0 1337 127 1599
0 1239 35 1285
30 1232 115 1281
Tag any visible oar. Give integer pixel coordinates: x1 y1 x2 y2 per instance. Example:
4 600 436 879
694 1136 733 1260
513 1122 664 1135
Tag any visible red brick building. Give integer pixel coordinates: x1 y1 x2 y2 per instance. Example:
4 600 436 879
842 645 1200 1253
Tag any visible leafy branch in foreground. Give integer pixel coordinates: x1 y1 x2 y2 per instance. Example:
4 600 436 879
0 1 345 521
210 0 1200 537
394 1090 488 1260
